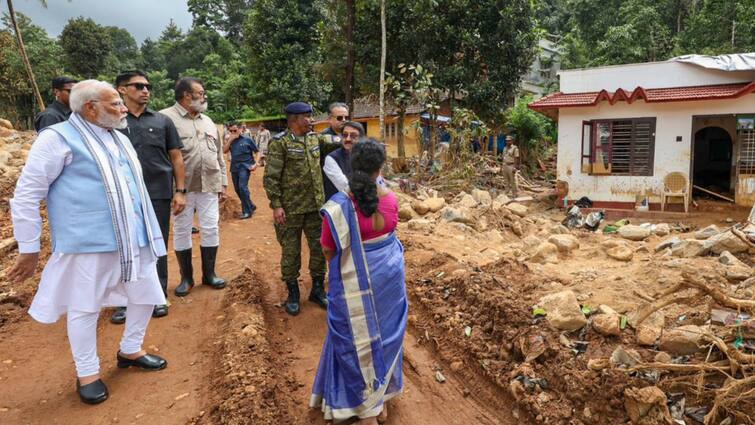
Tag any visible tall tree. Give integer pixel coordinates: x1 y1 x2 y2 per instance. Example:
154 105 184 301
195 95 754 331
59 17 113 78
244 0 331 112
345 0 356 115
105 26 140 72
188 0 254 45
6 0 44 111
378 0 386 141
680 0 755 54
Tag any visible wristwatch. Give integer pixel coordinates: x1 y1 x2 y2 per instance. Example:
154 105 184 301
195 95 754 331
175 188 187 194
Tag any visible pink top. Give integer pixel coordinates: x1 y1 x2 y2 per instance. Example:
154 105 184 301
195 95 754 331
321 192 399 251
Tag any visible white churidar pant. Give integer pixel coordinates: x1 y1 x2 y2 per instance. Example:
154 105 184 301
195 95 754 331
173 192 220 250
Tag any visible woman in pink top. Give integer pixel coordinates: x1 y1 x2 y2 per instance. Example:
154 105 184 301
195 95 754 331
311 139 407 424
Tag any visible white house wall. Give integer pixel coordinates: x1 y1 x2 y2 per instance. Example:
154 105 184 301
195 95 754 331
559 61 755 93
557 96 755 204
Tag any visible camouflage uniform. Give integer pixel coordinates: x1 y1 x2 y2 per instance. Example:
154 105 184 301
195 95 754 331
263 130 341 282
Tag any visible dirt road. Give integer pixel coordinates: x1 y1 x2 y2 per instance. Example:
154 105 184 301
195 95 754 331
0 171 515 425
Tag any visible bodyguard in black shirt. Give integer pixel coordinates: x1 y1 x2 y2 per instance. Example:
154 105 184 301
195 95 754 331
33 76 77 131
111 70 187 323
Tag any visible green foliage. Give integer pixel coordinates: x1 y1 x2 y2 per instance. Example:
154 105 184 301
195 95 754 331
188 0 253 45
145 70 174 111
503 95 555 167
105 26 140 73
679 0 755 54
244 0 332 113
59 17 112 78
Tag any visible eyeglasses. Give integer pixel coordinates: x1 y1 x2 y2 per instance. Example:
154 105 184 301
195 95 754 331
90 100 125 108
343 132 361 140
333 115 348 121
193 91 207 98
124 82 152 91
57 88 71 93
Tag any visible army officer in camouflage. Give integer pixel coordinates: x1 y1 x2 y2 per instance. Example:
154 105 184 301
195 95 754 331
263 102 341 316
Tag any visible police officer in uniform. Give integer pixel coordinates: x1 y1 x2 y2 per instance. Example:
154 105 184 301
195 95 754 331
263 102 341 316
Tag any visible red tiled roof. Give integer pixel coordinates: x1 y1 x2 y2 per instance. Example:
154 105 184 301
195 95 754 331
528 82 755 113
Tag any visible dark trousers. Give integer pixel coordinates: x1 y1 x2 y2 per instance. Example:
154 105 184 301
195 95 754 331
152 198 172 298
231 168 255 214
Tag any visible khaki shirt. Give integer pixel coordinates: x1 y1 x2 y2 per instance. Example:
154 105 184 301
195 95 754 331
503 144 520 165
160 103 227 193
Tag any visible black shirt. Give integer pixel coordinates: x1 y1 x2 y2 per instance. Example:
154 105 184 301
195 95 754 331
118 108 183 200
33 100 72 131
229 135 258 172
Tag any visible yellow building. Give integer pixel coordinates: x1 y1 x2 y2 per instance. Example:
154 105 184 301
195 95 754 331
313 99 423 157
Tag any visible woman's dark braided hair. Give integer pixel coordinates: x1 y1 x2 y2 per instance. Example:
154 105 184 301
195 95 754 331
349 138 386 216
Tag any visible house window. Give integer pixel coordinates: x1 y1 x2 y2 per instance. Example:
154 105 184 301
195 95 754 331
581 118 656 176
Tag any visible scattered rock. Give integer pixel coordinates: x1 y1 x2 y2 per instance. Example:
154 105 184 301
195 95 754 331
411 200 430 215
671 239 709 258
530 242 559 264
606 245 634 262
399 204 416 221
624 386 673 425
601 239 626 249
694 224 720 240
549 224 570 235
511 221 523 237
494 194 511 204
598 305 618 315
610 346 641 368
548 235 580 254
587 358 610 371
471 189 492 206
719 250 748 267
654 223 670 237
424 197 446 212
636 311 665 346
706 230 749 255
457 193 478 208
522 235 542 252
618 225 651 241
592 313 621 336
659 325 706 355
538 290 587 331
654 352 672 364
725 267 751 281
506 202 528 218
654 237 681 253
408 219 433 232
440 207 469 223
0 118 13 130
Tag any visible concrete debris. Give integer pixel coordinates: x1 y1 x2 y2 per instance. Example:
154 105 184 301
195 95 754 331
538 290 587 331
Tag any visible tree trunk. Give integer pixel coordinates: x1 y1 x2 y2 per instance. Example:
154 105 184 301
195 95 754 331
378 0 386 141
397 109 406 159
345 0 356 118
8 0 45 112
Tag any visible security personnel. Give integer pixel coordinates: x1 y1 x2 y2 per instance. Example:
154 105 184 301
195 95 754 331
263 102 341 316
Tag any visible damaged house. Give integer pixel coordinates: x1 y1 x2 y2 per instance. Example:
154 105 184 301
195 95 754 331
529 54 755 210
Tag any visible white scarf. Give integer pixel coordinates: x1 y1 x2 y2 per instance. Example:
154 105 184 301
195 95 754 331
68 113 158 283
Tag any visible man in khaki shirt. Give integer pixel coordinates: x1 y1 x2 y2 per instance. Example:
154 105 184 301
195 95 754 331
502 135 520 198
160 77 227 297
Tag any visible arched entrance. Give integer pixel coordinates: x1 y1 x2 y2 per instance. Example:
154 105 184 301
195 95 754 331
693 126 733 195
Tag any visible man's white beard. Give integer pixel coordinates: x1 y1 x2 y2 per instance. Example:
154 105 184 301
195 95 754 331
97 114 128 129
191 99 208 113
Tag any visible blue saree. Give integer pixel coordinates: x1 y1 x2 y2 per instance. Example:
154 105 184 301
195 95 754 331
310 192 408 421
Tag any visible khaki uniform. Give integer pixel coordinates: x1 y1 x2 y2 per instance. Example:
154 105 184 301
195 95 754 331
263 130 341 282
502 144 520 197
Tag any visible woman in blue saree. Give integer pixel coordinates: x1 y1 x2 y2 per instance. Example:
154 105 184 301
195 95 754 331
310 140 408 424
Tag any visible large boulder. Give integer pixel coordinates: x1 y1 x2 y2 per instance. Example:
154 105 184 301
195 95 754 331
659 325 706 355
456 193 478 208
636 311 665 346
530 242 559 264
425 197 446 212
654 223 670 237
719 250 748 268
538 290 588 331
694 224 720 240
618 225 652 241
506 202 528 218
471 189 492 206
592 313 621 336
705 230 749 255
548 234 580 254
670 239 709 258
549 224 571 235
607 245 634 261
410 200 430 215
399 204 416 221
440 207 470 223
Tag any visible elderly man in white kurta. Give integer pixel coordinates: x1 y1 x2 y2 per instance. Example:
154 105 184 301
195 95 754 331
7 80 168 405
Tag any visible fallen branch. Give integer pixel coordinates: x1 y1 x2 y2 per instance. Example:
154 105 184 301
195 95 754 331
682 271 755 310
731 226 755 249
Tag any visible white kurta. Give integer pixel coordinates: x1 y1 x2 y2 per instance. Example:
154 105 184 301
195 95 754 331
10 125 166 324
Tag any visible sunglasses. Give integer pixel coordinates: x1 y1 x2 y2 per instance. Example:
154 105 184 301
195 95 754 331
333 115 348 121
124 82 152 91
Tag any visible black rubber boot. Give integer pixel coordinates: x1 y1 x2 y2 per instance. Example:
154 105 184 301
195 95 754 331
174 248 194 297
285 281 300 316
309 278 328 309
201 246 226 289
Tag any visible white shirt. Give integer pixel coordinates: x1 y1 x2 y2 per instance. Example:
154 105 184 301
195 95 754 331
323 155 350 193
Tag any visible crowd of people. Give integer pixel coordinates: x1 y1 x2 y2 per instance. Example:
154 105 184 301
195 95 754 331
6 72 407 424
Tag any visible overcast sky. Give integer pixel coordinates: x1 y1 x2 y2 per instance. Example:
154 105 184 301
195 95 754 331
1 0 193 44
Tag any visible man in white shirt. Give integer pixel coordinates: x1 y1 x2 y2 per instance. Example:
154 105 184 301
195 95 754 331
322 121 364 200
7 80 167 405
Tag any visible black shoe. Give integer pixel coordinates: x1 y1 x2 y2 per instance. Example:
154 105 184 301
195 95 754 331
116 352 167 371
110 307 127 324
285 280 300 316
309 278 328 309
239 212 252 219
201 246 226 289
152 304 168 318
174 248 194 297
76 379 108 405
